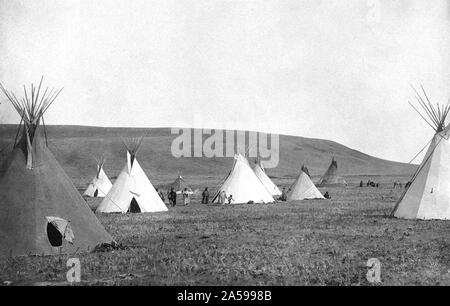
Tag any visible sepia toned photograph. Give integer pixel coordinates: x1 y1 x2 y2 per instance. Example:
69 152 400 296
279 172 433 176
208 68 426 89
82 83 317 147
0 0 449 291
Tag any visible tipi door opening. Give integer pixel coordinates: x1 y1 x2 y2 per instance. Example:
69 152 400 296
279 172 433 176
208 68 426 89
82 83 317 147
128 197 141 213
46 223 63 247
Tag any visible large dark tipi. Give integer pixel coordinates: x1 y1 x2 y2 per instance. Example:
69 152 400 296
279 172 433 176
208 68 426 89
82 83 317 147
316 157 347 187
0 78 114 256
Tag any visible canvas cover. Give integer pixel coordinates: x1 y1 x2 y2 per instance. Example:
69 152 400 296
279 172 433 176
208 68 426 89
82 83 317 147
317 158 347 187
83 165 112 197
96 151 168 213
0 129 114 256
253 161 282 196
393 126 450 220
287 170 324 200
213 154 274 204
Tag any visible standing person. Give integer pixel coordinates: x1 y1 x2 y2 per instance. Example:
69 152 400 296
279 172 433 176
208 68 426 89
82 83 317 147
360 180 363 187
202 187 210 204
166 189 171 205
227 194 234 205
182 188 190 206
170 187 177 207
280 187 287 201
218 190 226 204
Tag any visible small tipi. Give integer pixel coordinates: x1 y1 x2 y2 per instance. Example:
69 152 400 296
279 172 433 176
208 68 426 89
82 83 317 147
83 155 112 197
301 164 310 177
169 175 193 194
213 154 274 204
287 167 324 201
0 78 114 256
96 137 168 213
392 86 450 220
253 158 282 196
317 158 347 187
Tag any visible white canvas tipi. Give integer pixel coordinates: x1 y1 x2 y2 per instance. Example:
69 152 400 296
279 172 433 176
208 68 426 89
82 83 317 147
287 167 324 201
96 138 168 213
253 158 282 196
392 87 450 220
84 156 112 197
213 154 275 204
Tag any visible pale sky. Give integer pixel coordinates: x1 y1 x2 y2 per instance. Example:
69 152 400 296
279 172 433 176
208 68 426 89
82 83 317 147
0 0 449 163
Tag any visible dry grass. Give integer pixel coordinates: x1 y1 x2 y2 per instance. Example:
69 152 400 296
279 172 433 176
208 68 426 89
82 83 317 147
1 184 449 286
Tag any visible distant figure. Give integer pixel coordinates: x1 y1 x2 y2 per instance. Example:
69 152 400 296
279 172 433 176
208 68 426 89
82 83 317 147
280 187 288 201
376 183 379 188
324 191 331 199
227 194 234 205
166 189 171 205
366 180 370 187
218 190 227 204
360 180 363 187
202 187 210 204
393 181 397 188
182 188 190 206
169 188 177 207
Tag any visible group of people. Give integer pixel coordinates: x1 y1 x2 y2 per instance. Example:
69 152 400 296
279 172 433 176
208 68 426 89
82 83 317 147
360 180 379 188
358 180 412 189
154 186 214 207
216 190 234 205
157 184 335 207
393 181 411 189
155 187 191 207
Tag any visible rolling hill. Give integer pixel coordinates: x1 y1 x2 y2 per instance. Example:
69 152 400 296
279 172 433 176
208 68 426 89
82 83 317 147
0 125 416 190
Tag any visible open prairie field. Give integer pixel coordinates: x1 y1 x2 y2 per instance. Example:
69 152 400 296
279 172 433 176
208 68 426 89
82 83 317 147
0 126 448 286
0 182 449 286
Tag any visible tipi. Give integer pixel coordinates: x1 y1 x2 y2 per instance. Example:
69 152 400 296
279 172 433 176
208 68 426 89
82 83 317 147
253 158 282 196
83 155 112 197
287 167 324 200
392 86 450 220
301 164 310 177
213 154 275 204
96 137 168 213
169 175 193 194
0 78 114 256
317 158 347 187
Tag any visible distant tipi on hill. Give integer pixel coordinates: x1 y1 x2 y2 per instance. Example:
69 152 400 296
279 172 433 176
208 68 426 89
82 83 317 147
316 157 347 187
0 78 114 256
392 86 450 220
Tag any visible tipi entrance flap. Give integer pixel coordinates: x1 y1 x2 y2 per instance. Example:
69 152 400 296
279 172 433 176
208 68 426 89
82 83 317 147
45 216 75 247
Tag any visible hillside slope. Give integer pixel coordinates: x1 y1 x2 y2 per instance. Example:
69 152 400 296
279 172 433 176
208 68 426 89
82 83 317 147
0 125 416 188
